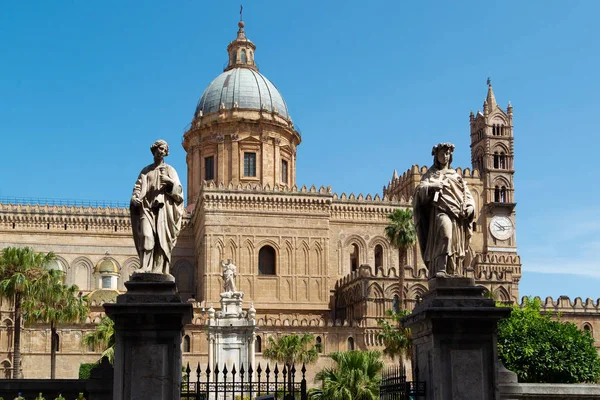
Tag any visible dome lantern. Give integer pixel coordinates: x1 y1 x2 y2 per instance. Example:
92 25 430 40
225 19 257 72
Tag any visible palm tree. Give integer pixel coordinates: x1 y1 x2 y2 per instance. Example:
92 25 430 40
82 316 115 364
309 350 383 400
263 333 319 391
385 209 417 305
377 309 411 365
0 246 55 379
24 269 89 378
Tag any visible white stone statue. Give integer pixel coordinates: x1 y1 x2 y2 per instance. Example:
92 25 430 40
221 259 237 293
130 139 184 275
413 142 475 277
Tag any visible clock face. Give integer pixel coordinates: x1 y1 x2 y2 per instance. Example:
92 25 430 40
489 216 514 241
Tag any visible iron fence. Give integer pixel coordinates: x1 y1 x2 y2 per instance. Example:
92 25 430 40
181 361 307 400
380 365 426 399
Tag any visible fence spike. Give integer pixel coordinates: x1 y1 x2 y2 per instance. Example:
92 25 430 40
186 362 191 375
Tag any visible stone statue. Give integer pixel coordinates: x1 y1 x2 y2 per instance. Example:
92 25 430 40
130 139 184 275
413 143 475 277
221 259 237 293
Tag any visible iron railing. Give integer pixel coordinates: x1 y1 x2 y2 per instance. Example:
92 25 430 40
380 364 426 399
181 361 307 400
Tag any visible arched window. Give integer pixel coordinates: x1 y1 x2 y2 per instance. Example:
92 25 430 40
183 335 191 353
392 295 400 314
255 336 262 353
583 324 593 335
500 186 507 203
53 332 60 353
494 186 500 202
499 152 506 169
493 152 499 169
232 51 237 64
347 337 355 351
258 246 276 275
241 49 247 63
350 244 359 272
316 336 322 353
374 245 383 269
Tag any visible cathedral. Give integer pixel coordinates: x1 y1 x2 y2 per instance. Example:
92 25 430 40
0 19 595 380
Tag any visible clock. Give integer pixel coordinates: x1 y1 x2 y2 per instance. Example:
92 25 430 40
489 216 514 241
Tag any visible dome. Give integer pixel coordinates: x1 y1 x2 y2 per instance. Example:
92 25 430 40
96 258 118 274
195 68 291 120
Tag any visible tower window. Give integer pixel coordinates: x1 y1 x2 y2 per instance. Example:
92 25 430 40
101 276 112 289
232 51 237 64
316 336 323 353
258 245 276 275
255 336 262 353
241 49 247 63
347 337 355 351
183 335 191 353
374 245 383 269
244 152 257 177
493 152 499 169
205 156 215 181
281 160 288 184
501 186 507 202
499 153 506 169
494 186 500 202
350 244 359 272
392 295 400 314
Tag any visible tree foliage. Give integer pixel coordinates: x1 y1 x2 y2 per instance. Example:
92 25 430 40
83 316 115 364
385 209 417 303
376 309 411 363
497 297 600 383
262 333 319 368
24 269 89 378
309 350 383 400
0 246 55 378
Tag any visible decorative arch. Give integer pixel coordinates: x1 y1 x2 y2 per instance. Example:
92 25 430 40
173 259 194 299
242 239 255 274
310 241 322 276
214 239 225 274
226 239 238 265
493 286 511 302
119 257 140 290
407 283 427 299
70 256 94 291
1 358 11 379
583 323 593 335
491 143 510 155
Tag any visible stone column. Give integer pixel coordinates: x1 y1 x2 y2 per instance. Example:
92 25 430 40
402 277 510 400
105 273 193 400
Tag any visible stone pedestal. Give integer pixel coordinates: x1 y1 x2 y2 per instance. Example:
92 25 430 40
402 277 511 400
104 273 193 400
207 291 257 378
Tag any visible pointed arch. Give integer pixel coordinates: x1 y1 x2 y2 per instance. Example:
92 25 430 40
298 240 310 275
214 239 225 274
119 257 140 290
242 239 254 275
71 256 94 291
226 239 238 265
493 286 511 302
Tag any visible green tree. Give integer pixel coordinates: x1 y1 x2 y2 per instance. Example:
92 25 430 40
263 333 319 392
24 269 89 378
82 316 115 364
376 309 411 365
0 246 55 379
498 297 600 383
309 350 383 400
385 209 417 304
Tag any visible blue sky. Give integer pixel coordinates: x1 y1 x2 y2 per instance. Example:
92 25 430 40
2 1 599 300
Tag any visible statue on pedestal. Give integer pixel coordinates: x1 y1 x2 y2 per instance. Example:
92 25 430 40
413 142 475 277
130 139 184 275
221 259 237 293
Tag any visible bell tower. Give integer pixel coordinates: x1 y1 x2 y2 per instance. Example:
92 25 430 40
470 80 521 300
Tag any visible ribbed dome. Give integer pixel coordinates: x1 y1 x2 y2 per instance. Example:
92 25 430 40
96 259 118 274
195 68 290 120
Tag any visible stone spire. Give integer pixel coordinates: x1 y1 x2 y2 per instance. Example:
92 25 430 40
486 78 497 110
392 169 398 180
225 16 258 72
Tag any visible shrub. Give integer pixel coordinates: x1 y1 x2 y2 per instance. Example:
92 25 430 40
78 362 97 379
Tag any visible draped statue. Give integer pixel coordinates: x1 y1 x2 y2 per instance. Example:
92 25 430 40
413 143 475 277
130 140 184 275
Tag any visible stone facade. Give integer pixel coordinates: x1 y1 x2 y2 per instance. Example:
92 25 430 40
0 19 595 381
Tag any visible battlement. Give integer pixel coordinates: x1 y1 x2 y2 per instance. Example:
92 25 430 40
0 202 191 232
384 164 481 197
523 296 600 314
